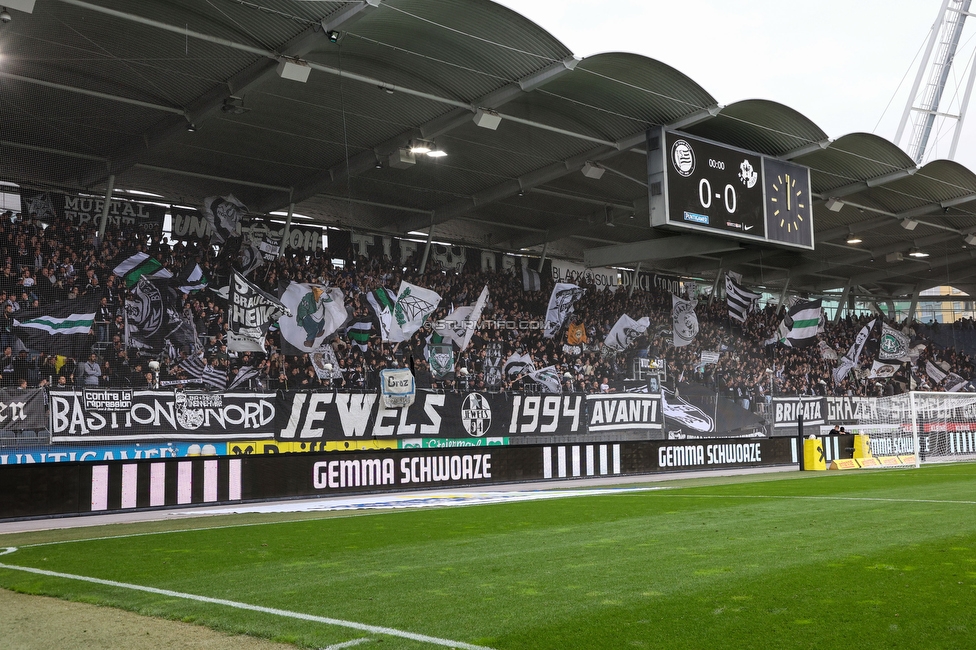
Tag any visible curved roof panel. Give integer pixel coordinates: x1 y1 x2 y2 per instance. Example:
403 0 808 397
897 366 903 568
686 99 828 157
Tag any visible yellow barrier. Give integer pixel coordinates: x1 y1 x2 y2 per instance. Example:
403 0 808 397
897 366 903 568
898 455 918 466
878 456 901 466
858 457 882 468
829 458 860 470
853 434 872 459
803 437 826 471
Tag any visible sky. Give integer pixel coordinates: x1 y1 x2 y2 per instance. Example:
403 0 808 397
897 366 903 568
495 0 976 173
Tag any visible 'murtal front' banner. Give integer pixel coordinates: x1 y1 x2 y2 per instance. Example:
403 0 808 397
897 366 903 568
276 390 515 441
50 390 277 441
21 189 165 232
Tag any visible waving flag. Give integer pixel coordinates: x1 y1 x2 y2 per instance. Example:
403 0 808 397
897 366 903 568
544 283 585 338
366 287 398 342
389 281 441 343
605 314 650 351
111 249 173 288
778 299 822 348
879 324 911 360
12 296 98 358
671 295 699 347
278 282 346 354
726 273 761 323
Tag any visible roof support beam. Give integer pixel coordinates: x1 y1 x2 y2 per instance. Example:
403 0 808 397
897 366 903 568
71 0 379 188
583 235 740 268
254 55 579 213
818 166 918 200
394 104 719 235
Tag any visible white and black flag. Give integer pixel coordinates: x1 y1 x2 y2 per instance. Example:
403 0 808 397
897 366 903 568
544 283 586 339
726 273 761 323
125 277 198 354
605 314 650 351
228 270 291 353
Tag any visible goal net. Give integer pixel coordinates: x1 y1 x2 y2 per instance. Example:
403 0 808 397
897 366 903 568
856 392 976 467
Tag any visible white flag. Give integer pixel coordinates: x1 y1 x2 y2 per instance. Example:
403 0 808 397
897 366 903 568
672 295 699 347
389 281 442 343
868 360 900 379
526 365 563 393
278 282 346 353
438 285 488 352
605 314 650 351
925 360 947 384
544 283 585 339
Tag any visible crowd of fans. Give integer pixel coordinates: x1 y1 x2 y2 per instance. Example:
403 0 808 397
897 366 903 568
1 206 974 409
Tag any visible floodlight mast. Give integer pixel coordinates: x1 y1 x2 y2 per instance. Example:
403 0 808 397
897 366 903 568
895 0 975 164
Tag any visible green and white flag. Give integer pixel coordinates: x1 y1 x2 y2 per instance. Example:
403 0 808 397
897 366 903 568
389 281 441 343
778 299 822 347
879 324 911 360
111 249 173 288
12 296 98 358
425 332 455 380
366 287 397 342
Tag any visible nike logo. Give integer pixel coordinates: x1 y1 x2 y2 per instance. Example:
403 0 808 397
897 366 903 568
744 225 754 231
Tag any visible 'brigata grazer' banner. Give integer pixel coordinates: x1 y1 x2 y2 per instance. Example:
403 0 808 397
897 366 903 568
771 396 827 430
50 390 277 441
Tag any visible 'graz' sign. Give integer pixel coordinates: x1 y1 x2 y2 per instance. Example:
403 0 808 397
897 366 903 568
50 390 276 441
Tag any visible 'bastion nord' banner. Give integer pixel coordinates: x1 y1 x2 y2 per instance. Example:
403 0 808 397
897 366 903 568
50 390 277 442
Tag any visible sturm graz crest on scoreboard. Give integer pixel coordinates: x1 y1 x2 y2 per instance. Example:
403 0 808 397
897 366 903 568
671 139 696 177
461 393 491 437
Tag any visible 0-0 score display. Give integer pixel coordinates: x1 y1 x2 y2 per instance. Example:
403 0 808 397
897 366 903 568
649 128 815 250
664 131 766 240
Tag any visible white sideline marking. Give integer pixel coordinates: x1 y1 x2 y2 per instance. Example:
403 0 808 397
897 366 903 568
16 487 658 550
0 555 493 650
321 638 372 649
661 494 976 505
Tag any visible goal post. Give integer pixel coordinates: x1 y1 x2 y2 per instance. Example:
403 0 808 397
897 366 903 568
856 392 976 467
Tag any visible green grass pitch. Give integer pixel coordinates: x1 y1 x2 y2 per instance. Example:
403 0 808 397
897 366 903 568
2 465 976 649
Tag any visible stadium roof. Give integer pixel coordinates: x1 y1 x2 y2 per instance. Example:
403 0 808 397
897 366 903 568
3 0 976 303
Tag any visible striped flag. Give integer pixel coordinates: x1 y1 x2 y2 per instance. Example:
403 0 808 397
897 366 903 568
11 297 99 358
778 299 822 347
111 250 173 288
346 318 374 352
726 273 761 323
178 353 228 390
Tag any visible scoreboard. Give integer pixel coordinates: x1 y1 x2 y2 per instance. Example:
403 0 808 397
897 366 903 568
647 128 814 250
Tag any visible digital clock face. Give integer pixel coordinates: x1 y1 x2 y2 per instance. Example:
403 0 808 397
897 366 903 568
664 132 766 240
763 157 814 249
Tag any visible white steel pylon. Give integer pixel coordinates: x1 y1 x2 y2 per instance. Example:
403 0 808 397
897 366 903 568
895 0 976 164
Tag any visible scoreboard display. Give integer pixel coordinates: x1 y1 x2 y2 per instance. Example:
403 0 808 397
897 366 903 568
648 128 814 250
